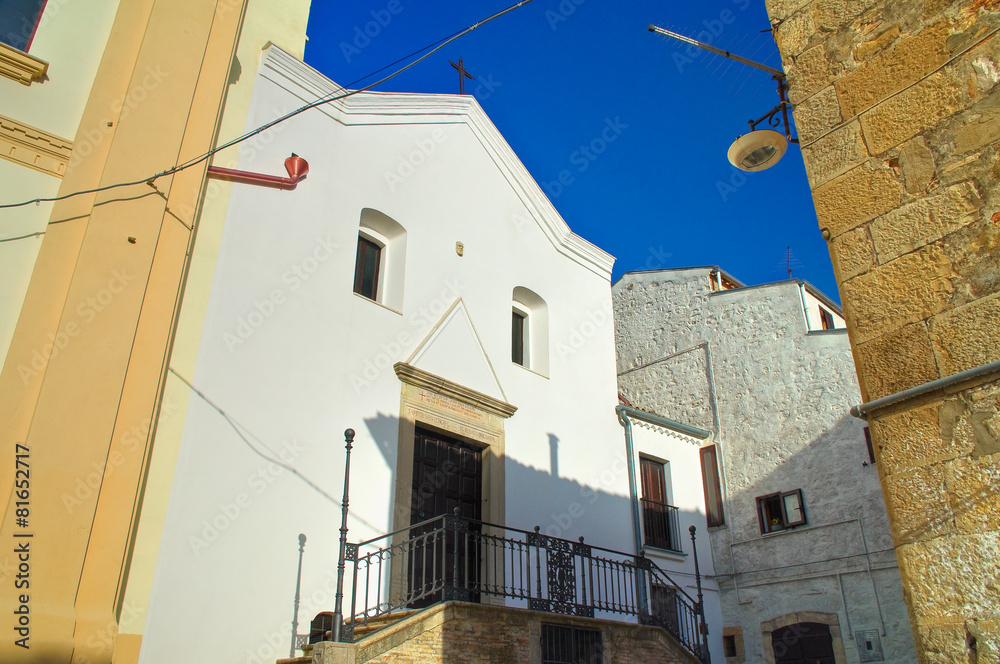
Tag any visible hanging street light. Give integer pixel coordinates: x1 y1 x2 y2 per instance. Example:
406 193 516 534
648 24 799 172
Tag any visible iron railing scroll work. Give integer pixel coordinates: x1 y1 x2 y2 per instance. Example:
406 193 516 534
319 511 709 662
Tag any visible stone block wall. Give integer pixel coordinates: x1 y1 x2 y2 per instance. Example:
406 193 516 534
764 1 1000 661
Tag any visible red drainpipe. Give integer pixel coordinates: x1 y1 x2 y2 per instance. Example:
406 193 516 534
207 154 309 190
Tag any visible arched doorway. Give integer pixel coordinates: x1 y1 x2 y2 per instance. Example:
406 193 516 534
771 622 836 664
761 612 846 664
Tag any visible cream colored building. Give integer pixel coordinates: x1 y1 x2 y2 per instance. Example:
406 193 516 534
0 1 310 662
0 1 120 376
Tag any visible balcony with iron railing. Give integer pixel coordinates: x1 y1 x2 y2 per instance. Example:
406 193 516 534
312 512 710 663
640 498 683 554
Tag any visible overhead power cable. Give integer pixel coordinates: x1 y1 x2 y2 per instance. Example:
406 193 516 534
168 367 381 532
0 0 534 211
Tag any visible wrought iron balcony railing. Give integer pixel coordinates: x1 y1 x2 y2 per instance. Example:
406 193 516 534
332 513 708 662
640 498 683 553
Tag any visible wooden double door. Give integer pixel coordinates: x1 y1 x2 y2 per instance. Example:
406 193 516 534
408 427 483 606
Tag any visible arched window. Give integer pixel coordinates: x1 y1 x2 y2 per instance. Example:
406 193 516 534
512 287 548 376
354 209 406 311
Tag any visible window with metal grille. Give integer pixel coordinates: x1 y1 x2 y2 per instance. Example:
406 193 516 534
541 624 603 664
650 583 680 636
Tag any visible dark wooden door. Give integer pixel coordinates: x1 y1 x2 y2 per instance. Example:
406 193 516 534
640 457 674 550
408 428 482 606
772 622 836 664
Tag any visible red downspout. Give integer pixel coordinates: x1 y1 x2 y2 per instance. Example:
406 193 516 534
207 154 309 190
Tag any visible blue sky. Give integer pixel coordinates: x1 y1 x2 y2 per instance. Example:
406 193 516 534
303 0 839 302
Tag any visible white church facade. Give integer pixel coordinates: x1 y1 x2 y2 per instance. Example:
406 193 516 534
124 45 723 664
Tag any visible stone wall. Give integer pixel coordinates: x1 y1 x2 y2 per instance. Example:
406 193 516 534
309 602 698 664
613 268 917 663
764 1 1000 661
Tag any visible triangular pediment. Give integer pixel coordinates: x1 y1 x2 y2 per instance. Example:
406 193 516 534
406 299 505 402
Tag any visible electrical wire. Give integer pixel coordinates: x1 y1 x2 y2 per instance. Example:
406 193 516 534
0 0 534 211
168 367 381 532
717 546 898 578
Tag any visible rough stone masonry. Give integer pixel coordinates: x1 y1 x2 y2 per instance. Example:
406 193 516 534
764 0 1000 662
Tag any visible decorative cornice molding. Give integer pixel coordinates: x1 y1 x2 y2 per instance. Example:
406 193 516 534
0 43 48 85
616 405 711 444
0 113 72 177
257 44 615 280
394 362 517 419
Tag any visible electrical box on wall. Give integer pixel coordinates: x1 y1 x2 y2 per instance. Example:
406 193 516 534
856 630 884 662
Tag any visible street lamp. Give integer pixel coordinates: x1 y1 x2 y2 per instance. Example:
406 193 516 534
649 24 798 172
727 129 787 172
332 428 356 643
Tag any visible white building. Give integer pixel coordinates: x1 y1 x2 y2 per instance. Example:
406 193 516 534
614 267 917 664
617 404 726 663
125 46 720 664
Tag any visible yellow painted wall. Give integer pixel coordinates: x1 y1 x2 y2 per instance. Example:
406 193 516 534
118 0 312 645
2 0 121 138
0 0 299 661
0 0 121 375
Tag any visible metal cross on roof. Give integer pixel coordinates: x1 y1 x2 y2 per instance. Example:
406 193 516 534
449 58 475 95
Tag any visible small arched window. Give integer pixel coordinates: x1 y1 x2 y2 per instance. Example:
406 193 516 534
354 209 406 311
512 287 548 375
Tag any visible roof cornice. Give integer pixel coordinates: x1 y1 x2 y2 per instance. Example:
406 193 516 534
616 405 712 443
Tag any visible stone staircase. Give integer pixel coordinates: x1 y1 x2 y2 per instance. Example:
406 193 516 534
277 609 423 664
276 601 702 664
347 609 422 640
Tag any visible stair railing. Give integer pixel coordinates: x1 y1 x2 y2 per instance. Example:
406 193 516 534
331 513 708 661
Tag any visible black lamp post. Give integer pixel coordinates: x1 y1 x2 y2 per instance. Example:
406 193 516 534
689 525 711 664
332 428 356 642
290 533 306 657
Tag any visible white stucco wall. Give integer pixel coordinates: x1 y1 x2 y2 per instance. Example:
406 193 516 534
624 414 725 664
137 47 644 663
613 268 916 664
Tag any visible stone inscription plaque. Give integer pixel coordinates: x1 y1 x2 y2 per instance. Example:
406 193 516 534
413 388 490 424
405 404 498 446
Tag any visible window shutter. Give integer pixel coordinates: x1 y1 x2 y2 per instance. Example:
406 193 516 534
699 445 725 527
